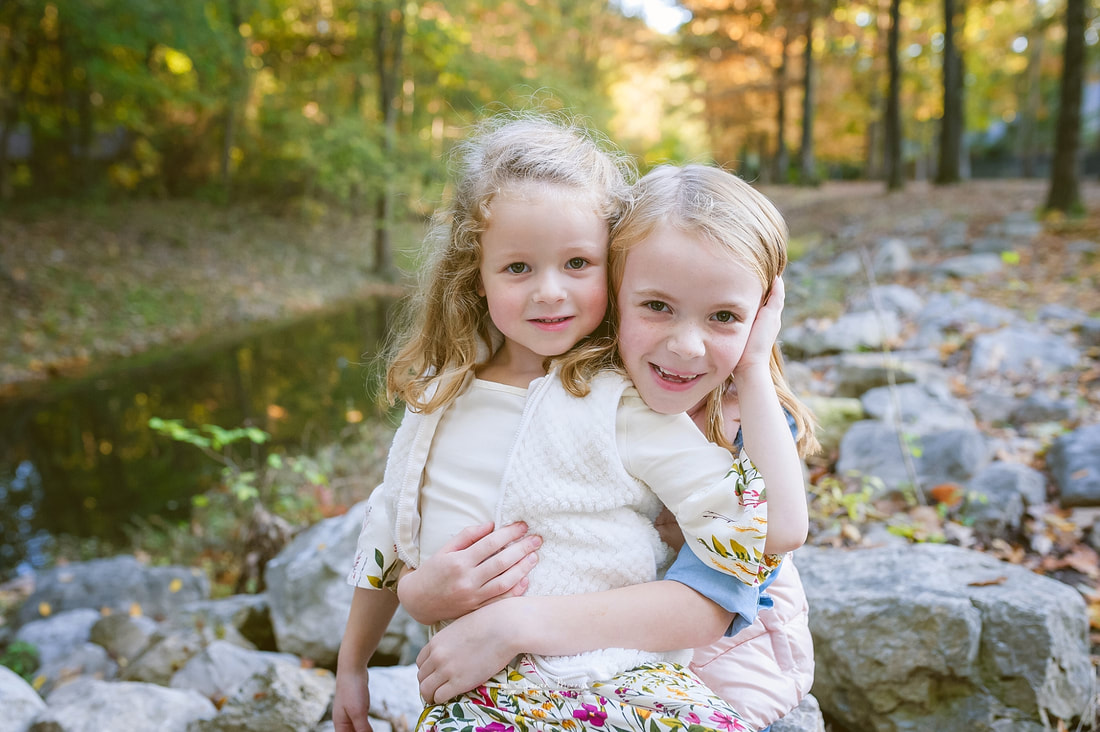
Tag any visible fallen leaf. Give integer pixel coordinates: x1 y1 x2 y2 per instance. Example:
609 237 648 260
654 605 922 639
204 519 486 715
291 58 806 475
169 578 183 593
967 576 1007 587
38 602 51 617
929 483 965 509
129 602 142 617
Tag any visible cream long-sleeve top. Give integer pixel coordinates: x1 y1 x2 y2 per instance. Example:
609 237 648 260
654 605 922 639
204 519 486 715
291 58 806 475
348 368 776 687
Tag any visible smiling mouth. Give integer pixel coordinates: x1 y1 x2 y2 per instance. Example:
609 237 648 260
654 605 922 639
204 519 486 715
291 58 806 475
531 317 571 324
652 364 702 384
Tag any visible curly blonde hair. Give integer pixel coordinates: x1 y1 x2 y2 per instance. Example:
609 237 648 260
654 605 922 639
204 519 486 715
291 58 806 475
385 112 633 413
558 164 820 457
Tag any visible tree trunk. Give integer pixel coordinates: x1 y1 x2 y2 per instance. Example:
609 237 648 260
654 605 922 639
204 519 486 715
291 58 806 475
1017 9 1045 177
221 0 247 203
774 32 789 183
935 0 964 184
373 2 404 279
798 12 818 186
1045 0 1084 212
885 0 904 191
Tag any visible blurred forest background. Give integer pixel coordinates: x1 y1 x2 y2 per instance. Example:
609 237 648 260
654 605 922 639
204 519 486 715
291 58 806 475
1 0 1098 220
1 0 1099 585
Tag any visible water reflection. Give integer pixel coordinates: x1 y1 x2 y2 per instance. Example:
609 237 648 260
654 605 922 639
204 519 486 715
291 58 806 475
0 297 396 580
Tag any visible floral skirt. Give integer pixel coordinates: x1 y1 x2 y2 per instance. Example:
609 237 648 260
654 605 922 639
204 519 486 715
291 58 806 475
416 658 755 732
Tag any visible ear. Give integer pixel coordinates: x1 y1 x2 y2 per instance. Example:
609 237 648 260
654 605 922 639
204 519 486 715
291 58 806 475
476 275 486 298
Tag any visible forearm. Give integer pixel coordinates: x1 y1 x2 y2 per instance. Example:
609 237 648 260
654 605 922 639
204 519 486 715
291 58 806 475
734 365 808 554
506 581 732 655
337 587 400 674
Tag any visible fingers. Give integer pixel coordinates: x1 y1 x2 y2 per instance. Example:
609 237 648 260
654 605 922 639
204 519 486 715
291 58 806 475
479 551 537 602
416 645 444 705
764 276 785 310
465 521 531 564
438 522 497 553
476 533 540 580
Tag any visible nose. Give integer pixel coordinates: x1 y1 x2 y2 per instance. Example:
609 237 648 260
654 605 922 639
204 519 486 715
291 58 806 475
667 325 705 359
533 271 567 303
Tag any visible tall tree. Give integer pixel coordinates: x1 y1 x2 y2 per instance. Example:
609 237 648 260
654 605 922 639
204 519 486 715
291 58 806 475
774 30 790 183
372 1 404 278
885 0 904 190
798 8 817 186
934 0 964 184
1016 6 1047 178
1045 0 1085 213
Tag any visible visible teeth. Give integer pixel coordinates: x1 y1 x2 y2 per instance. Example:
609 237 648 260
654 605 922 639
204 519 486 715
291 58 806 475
654 365 699 383
536 317 567 323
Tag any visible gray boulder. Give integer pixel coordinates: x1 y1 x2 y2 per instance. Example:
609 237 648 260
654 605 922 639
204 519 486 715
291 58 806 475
860 381 976 434
121 618 255 686
169 593 276 651
836 422 990 498
169 639 301 703
189 660 335 732
263 501 366 665
89 613 159 666
846 284 924 320
1047 423 1100 507
34 642 117 695
911 294 1020 349
798 544 1093 732
968 327 1080 380
17 556 208 627
964 462 1048 540
936 253 1004 278
30 678 215 732
0 664 46 732
784 310 902 358
14 609 100 666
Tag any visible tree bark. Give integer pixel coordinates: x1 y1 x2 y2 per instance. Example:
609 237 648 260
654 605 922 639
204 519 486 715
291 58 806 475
221 0 246 202
934 0 964 184
774 32 789 183
373 2 404 279
885 0 904 191
1017 9 1045 178
1045 0 1084 213
798 12 818 186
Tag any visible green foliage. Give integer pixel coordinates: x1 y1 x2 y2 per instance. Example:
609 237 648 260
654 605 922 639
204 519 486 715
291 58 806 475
0 640 40 683
145 416 340 593
809 472 885 527
148 417 270 502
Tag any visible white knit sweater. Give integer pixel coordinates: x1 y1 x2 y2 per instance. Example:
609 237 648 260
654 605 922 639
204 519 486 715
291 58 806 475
349 368 771 687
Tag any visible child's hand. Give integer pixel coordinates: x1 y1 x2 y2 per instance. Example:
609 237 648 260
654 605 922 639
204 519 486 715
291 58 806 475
333 666 374 732
397 522 540 626
416 599 522 704
734 275 785 378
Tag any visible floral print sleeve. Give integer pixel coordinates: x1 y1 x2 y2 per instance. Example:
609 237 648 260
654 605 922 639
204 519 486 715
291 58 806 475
623 402 778 587
347 487 405 592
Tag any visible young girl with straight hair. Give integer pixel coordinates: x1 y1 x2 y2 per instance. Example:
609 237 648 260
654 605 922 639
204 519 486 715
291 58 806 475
408 164 819 731
333 117 805 732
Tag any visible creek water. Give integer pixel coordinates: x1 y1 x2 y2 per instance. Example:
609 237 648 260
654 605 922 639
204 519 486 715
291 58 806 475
0 297 397 581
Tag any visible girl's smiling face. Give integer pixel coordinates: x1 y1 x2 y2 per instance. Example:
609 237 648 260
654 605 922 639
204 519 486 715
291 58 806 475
478 184 609 379
616 223 763 415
